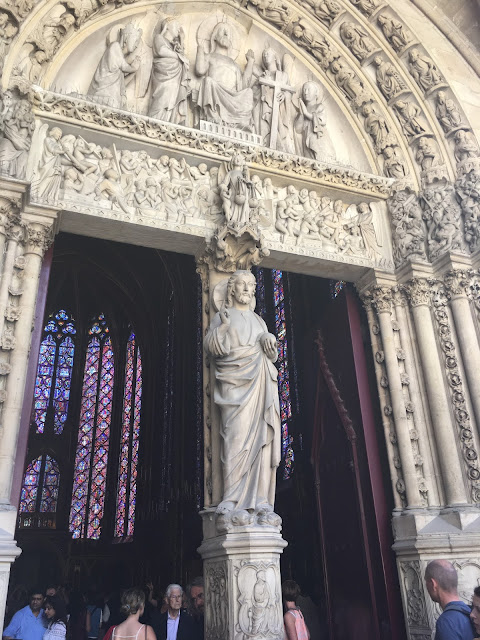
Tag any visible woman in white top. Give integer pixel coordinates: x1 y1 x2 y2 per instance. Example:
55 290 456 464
44 595 67 640
112 589 156 640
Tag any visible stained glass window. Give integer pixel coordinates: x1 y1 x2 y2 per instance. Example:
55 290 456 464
69 314 114 540
272 270 294 479
330 280 346 299
19 455 60 514
34 310 76 434
115 332 142 537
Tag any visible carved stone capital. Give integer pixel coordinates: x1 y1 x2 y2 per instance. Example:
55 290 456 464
24 223 54 256
406 278 432 307
392 286 407 307
370 286 393 314
443 269 473 300
198 224 269 274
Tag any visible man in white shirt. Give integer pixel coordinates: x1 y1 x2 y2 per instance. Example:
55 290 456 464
151 584 196 640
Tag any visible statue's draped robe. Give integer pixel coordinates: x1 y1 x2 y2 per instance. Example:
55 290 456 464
148 35 189 123
205 308 280 511
197 54 253 129
88 41 132 109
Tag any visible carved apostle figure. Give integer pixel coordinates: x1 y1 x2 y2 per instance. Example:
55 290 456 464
148 18 191 124
88 23 142 109
204 270 280 515
339 21 376 62
195 20 255 130
377 14 411 52
435 91 463 133
294 81 326 160
349 0 380 17
373 55 407 101
408 48 443 94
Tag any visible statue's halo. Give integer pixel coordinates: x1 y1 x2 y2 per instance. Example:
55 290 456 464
212 278 257 312
196 14 242 61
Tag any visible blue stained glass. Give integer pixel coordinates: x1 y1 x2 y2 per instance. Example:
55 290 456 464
53 336 75 434
34 335 56 433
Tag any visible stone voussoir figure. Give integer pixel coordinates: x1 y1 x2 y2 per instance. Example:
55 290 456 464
204 270 281 517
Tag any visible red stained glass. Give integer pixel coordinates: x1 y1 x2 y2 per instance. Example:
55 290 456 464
19 457 42 512
115 332 142 538
19 455 60 515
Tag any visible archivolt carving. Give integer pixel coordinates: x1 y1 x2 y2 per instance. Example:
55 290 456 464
399 561 428 627
205 561 228 640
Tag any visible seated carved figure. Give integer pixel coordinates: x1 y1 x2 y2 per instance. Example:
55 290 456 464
195 21 255 130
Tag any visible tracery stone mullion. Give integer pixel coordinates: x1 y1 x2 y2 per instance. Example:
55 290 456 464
406 277 468 506
371 286 422 507
444 269 480 433
391 286 440 506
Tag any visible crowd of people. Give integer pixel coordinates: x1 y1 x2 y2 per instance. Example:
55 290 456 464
1 579 313 640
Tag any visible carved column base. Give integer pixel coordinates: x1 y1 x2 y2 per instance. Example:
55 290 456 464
393 507 480 639
198 509 287 640
0 505 21 629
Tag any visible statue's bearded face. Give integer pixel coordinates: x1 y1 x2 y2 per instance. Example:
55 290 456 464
215 25 232 49
233 275 255 305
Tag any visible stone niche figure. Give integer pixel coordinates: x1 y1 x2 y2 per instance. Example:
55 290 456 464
88 23 142 109
219 151 257 225
377 14 411 53
0 94 35 179
435 91 463 134
373 55 407 102
204 270 280 516
294 81 326 160
339 21 376 63
195 20 255 130
147 18 191 124
408 48 443 94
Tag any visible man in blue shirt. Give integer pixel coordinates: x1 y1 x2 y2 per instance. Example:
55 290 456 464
3 589 47 640
425 560 475 640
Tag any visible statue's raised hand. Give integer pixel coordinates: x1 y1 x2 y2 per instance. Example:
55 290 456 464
220 306 230 326
246 49 255 61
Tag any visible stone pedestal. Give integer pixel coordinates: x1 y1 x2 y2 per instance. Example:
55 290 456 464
0 505 21 628
198 509 287 640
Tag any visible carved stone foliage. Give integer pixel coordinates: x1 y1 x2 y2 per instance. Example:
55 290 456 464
200 224 270 273
399 561 428 628
205 562 228 640
387 189 427 266
0 9 19 71
420 182 466 261
406 278 431 307
455 168 480 253
235 561 283 639
431 282 480 502
32 91 392 197
0 90 35 180
443 269 473 300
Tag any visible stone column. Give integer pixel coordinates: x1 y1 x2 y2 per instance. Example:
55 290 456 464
370 286 422 508
444 269 480 431
197 223 286 640
0 201 55 629
405 278 468 506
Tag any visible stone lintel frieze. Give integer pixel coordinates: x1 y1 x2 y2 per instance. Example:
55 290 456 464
30 89 393 200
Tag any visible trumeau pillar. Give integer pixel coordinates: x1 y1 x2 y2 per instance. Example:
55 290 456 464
0 180 56 629
197 220 286 640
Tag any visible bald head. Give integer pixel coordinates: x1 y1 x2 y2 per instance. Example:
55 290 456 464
425 560 458 594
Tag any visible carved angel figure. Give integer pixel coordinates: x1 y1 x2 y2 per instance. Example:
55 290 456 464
377 14 411 52
300 0 342 27
408 48 443 93
349 0 380 17
339 21 376 62
252 46 295 152
147 18 191 124
294 81 326 160
88 23 142 109
248 0 292 30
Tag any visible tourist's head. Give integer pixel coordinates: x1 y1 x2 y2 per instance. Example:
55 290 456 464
471 586 480 634
165 584 183 613
424 560 458 604
187 577 204 615
45 595 67 624
45 585 57 597
212 22 233 53
282 580 300 605
29 588 44 612
226 270 256 308
121 588 145 617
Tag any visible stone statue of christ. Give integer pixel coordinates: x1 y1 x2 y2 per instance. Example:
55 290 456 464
204 270 281 515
